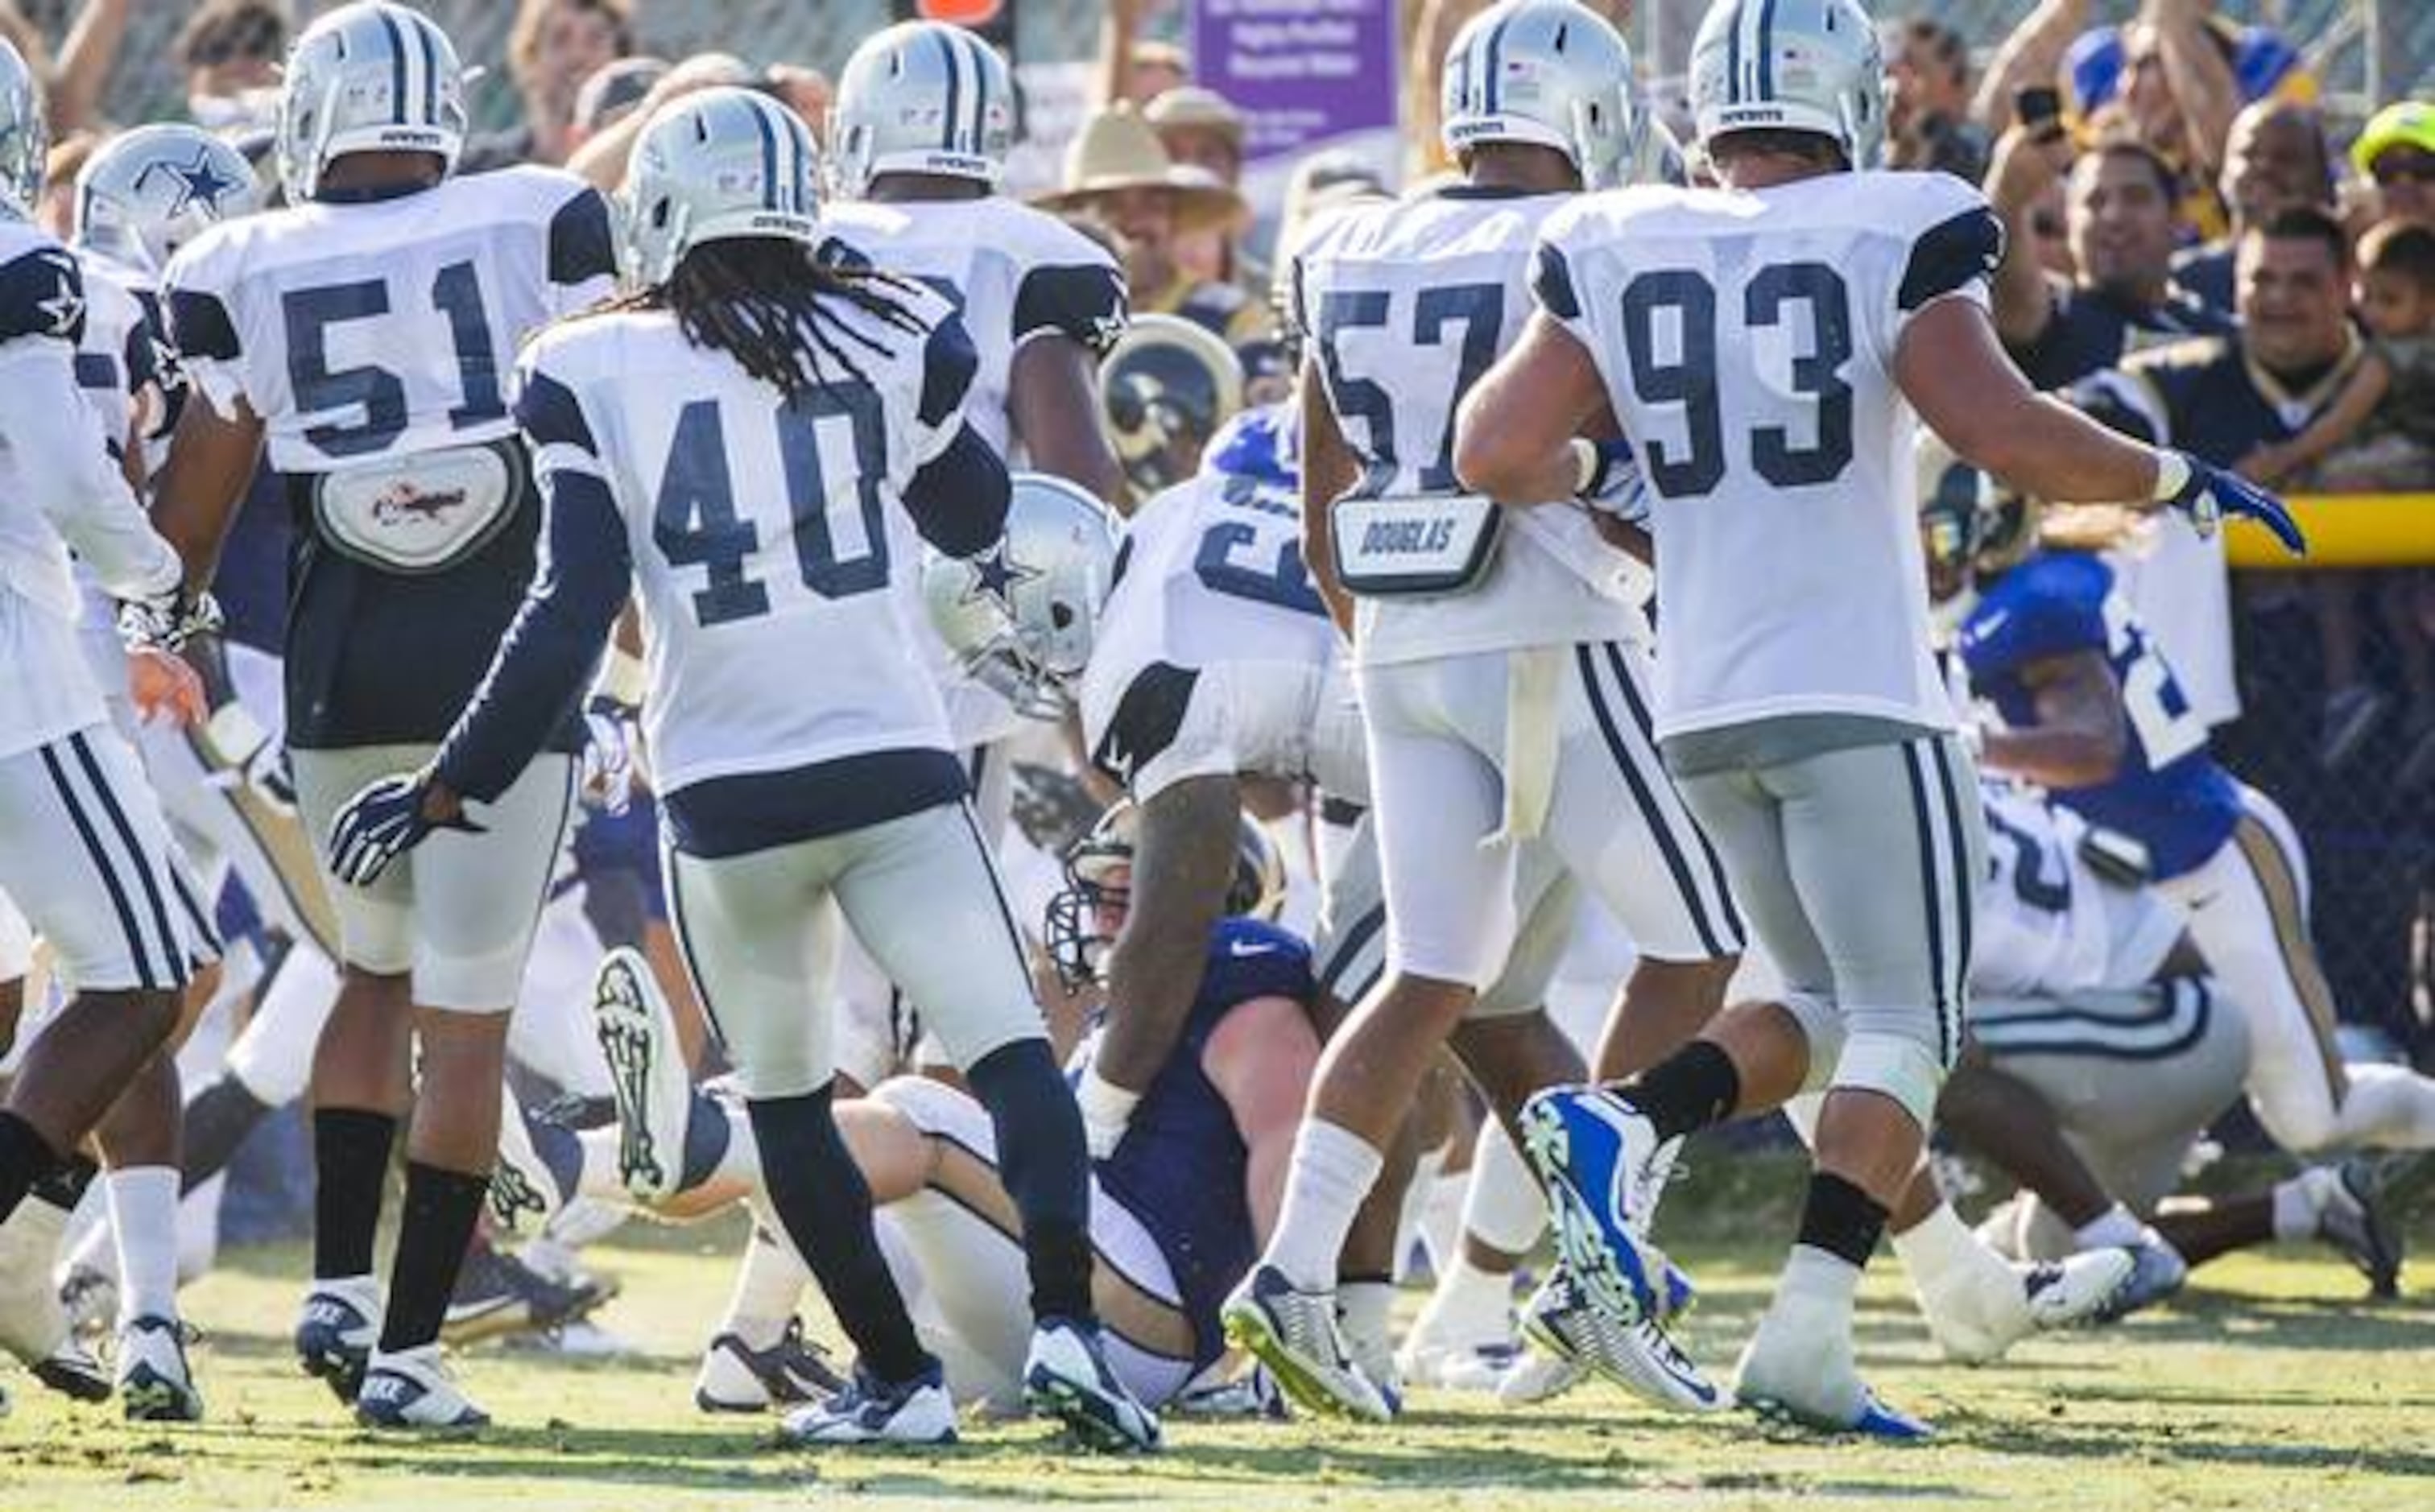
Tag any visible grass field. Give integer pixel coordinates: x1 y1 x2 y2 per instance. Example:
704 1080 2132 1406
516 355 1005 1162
6 1180 2433 1510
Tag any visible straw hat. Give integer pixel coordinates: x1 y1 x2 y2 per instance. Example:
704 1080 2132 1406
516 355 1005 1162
1036 103 1246 234
1143 85 1245 148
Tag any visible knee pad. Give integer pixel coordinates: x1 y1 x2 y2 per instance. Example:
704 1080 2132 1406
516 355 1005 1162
1776 991 1845 1094
1830 1031 1945 1130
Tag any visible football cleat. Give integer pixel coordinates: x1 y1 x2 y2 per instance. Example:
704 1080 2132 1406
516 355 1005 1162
694 1319 848 1413
1495 1344 1588 1407
31 1340 114 1403
2093 1233 2186 1324
116 1315 204 1423
1921 1246 2138 1364
1519 1087 1672 1324
442 1246 610 1346
295 1275 381 1403
488 1089 567 1230
1218 1263 1392 1423
1170 1369 1287 1419
780 1361 958 1445
355 1345 490 1431
593 947 693 1204
1734 1295 1931 1441
1024 1317 1162 1452
1519 1266 1720 1413
1398 1337 1521 1394
2320 1155 2404 1299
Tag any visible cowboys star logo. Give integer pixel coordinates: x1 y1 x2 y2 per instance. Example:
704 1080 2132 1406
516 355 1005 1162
33 253 84 338
961 542 1036 613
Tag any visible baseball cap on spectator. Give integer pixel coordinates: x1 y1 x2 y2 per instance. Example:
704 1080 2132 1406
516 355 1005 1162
1145 85 1246 181
573 56 669 136
2353 101 2435 180
1039 105 1245 236
2066 20 2312 122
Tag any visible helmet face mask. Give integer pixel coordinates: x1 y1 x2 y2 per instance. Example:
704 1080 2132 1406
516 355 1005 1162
1690 0 1887 171
830 21 1015 200
620 88 821 289
74 125 263 275
1439 0 1643 190
0 39 47 221
277 2 469 204
1043 801 1287 992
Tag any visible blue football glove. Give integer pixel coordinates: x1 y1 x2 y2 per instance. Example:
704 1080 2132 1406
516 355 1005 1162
325 770 482 888
579 694 642 816
2157 450 2306 557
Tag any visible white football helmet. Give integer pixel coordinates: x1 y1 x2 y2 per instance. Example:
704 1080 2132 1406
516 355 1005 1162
829 21 1015 200
924 473 1117 721
1689 0 1886 170
1440 0 1643 191
0 37 44 221
622 87 821 289
74 125 262 275
277 2 469 203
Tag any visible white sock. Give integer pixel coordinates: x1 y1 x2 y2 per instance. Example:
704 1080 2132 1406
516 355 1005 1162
105 1167 181 1325
2271 1171 2329 1241
1461 1123 1548 1256
1266 1119 1385 1291
1393 1142 1448 1283
1412 1253 1513 1349
2073 1202 2145 1251
711 1101 763 1188
721 1218 812 1348
1891 1200 1990 1291
1338 1278 1395 1372
1778 1242 1861 1314
1416 1169 1467 1282
573 1129 625 1201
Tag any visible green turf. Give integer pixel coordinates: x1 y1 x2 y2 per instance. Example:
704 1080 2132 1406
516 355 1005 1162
5 1204 2432 1509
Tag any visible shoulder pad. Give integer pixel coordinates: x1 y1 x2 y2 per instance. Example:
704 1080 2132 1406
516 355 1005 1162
0 242 88 346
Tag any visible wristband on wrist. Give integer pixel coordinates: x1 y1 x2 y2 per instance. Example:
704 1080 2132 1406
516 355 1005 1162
2151 450 2193 502
1074 1063 1142 1128
592 644 647 708
1567 437 1601 497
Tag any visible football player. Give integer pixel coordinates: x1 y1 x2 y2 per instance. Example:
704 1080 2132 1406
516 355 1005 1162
1455 0 2303 1436
150 3 618 1427
1231 0 1745 1423
321 88 1157 1452
1934 415 2435 1162
0 31 217 1427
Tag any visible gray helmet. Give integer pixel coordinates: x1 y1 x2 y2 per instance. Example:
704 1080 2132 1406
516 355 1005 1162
622 87 821 289
277 2 469 202
830 21 1015 200
0 38 45 221
1440 0 1643 191
74 125 262 275
924 473 1118 721
1689 0 1886 169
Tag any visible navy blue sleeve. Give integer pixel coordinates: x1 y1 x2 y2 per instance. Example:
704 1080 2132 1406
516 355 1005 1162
903 423 1011 558
433 470 631 803
167 287 241 361
1898 207 2007 312
548 188 618 287
0 246 87 345
515 370 600 454
917 312 979 430
1013 262 1127 354
1530 242 1582 322
122 302 161 398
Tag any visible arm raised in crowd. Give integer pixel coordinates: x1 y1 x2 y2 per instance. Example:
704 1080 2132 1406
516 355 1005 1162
2144 0 2239 184
46 0 132 134
1972 0 2086 137
1984 125 2073 349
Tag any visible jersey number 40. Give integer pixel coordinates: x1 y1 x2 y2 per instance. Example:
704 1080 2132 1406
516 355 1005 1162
1618 262 1854 500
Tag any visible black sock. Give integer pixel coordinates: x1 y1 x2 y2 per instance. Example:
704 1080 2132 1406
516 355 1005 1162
747 1088 932 1385
181 1075 272 1194
1623 1039 1742 1143
312 1108 397 1280
0 1109 65 1225
31 1151 98 1213
378 1162 489 1353
967 1038 1095 1325
1796 1171 1889 1270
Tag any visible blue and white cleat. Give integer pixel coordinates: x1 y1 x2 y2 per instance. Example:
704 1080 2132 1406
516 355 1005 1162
2094 1232 2186 1323
1519 1087 1672 1324
294 1275 381 1404
1024 1317 1161 1452
1519 1266 1721 1414
488 1086 568 1231
1741 1384 1934 1441
781 1361 958 1445
1218 1263 1392 1423
354 1345 490 1431
694 1319 846 1413
593 948 694 1204
117 1315 204 1422
1734 1301 1931 1442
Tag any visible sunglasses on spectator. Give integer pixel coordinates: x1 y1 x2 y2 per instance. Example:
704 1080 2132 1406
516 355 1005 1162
2373 159 2435 186
2032 213 2065 238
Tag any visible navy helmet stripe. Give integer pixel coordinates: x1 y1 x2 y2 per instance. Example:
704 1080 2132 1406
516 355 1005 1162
934 28 964 151
1726 2 1743 105
374 8 410 126
963 32 994 153
417 16 440 126
750 97 779 210
1482 14 1511 114
1756 0 1780 99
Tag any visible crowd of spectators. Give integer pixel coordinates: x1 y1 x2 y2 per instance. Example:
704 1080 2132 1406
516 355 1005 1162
2 0 2430 1054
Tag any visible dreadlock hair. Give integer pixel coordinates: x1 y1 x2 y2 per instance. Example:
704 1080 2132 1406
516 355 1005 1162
618 238 929 404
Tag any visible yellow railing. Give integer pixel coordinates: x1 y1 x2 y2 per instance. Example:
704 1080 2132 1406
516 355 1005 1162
2228 494 2435 568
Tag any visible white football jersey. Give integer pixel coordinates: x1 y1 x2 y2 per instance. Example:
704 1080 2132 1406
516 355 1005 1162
70 255 163 700
164 165 615 475
515 284 967 795
1293 188 1651 669
1536 170 2004 739
1974 785 2181 997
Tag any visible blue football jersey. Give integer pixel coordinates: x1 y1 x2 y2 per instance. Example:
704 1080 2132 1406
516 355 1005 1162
1090 915 1313 1371
1958 551 2240 879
